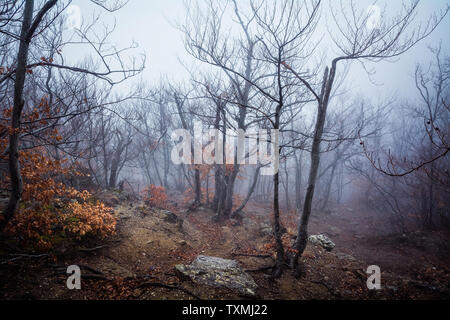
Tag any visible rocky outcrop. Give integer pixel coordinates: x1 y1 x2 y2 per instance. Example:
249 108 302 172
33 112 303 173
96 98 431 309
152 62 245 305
174 255 258 297
309 234 336 251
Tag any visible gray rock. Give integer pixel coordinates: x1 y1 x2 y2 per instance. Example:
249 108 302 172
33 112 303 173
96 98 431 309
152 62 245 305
193 256 238 269
174 255 258 297
308 234 336 251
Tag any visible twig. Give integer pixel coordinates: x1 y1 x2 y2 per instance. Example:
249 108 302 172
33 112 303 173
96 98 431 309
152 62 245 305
79 245 108 252
1 253 49 264
51 264 106 276
78 264 104 275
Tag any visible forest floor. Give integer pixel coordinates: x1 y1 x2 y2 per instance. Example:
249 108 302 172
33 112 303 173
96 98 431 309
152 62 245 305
1 191 449 300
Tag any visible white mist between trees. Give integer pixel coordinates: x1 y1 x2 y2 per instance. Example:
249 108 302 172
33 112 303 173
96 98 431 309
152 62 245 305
171 121 280 176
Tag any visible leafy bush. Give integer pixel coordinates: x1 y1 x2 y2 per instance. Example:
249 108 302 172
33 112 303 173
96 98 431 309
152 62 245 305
143 185 169 209
0 101 116 250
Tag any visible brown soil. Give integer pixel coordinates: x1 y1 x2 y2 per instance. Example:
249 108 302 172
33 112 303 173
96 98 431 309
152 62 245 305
1 196 449 300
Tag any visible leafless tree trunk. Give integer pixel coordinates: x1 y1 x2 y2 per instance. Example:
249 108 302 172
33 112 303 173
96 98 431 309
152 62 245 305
1 0 57 233
232 165 261 217
173 92 202 209
291 66 333 275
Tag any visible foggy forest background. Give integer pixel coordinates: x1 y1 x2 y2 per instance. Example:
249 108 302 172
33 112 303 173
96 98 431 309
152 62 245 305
0 0 449 297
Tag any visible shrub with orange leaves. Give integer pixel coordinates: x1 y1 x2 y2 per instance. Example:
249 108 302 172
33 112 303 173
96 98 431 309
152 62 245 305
1 147 117 250
0 98 116 250
143 185 169 209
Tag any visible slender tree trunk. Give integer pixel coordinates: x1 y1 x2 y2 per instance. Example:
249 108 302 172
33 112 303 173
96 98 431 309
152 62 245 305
336 162 344 204
205 170 210 205
152 154 164 187
174 93 202 209
294 150 303 210
108 150 122 189
273 169 285 278
272 103 284 278
292 65 335 276
212 105 224 211
232 165 261 217
219 164 240 219
213 164 224 211
193 167 201 206
426 139 435 229
283 159 291 211
1 0 35 233
320 160 338 211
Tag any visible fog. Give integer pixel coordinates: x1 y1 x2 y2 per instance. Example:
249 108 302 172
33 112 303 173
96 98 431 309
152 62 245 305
0 0 449 301
70 0 449 95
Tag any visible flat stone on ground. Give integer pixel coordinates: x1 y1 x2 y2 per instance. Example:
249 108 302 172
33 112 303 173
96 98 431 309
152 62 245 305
174 255 258 297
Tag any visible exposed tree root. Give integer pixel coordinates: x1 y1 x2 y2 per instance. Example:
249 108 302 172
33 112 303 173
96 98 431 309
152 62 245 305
78 245 109 252
1 253 50 265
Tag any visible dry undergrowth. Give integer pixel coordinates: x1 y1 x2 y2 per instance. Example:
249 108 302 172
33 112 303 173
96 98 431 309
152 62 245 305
1 195 449 300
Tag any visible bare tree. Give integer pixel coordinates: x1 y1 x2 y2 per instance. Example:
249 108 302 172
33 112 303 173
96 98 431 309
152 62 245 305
286 0 448 276
0 0 144 232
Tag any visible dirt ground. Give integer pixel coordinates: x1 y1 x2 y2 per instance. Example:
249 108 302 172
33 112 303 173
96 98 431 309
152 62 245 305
1 194 449 300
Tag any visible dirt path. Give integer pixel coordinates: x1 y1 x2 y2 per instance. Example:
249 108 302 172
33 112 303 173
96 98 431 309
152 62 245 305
1 198 449 300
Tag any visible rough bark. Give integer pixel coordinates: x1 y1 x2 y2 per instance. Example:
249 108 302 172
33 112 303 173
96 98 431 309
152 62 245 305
272 101 284 278
292 65 335 276
2 0 58 232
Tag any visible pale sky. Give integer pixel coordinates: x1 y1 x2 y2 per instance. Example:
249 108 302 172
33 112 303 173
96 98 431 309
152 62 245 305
69 0 450 103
